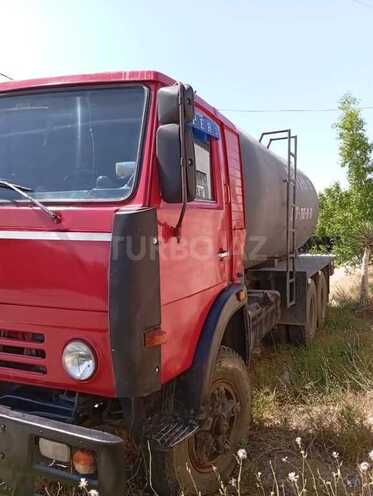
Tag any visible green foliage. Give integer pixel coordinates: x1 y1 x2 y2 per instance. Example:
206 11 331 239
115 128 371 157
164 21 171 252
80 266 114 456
336 95 373 195
315 94 373 265
316 184 358 264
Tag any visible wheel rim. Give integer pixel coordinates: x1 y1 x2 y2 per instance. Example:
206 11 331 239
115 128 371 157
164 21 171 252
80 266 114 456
188 379 240 473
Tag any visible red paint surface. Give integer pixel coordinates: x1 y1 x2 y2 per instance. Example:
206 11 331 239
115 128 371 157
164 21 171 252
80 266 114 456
0 71 246 396
223 128 246 280
0 238 109 310
0 303 116 396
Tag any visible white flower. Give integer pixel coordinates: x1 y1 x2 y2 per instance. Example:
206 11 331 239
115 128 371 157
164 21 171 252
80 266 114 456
282 456 288 462
88 491 99 496
230 478 237 488
369 451 373 461
332 451 339 459
288 472 299 483
295 437 302 447
237 448 247 460
257 471 262 479
79 478 88 489
332 468 341 479
360 462 370 472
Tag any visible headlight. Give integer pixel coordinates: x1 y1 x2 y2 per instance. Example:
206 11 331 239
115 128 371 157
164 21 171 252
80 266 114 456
62 341 96 381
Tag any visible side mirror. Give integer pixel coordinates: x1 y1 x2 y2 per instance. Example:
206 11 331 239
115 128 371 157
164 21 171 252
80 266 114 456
156 124 196 203
156 83 196 203
157 84 194 124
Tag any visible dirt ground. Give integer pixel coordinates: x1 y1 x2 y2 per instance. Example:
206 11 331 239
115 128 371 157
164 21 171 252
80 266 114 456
330 266 363 299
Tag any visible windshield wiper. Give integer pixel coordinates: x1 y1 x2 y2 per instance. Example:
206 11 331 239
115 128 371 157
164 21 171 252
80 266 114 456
0 180 61 223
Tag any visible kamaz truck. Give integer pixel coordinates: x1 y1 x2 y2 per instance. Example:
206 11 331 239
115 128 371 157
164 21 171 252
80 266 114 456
0 71 333 495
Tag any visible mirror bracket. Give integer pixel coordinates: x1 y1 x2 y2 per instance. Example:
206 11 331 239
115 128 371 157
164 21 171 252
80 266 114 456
173 83 188 242
156 82 196 242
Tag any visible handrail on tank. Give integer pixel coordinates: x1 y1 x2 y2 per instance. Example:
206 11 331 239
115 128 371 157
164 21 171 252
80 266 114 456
258 129 298 308
266 136 297 154
259 129 292 148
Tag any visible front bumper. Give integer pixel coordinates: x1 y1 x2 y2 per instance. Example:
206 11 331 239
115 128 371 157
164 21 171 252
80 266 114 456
0 405 126 496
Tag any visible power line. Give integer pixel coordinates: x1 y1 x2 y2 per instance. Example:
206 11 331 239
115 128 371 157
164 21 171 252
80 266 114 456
0 71 369 115
219 106 373 114
0 72 13 81
351 0 373 8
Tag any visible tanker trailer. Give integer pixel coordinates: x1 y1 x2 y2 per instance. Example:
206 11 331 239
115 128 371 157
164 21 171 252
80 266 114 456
239 132 319 268
239 130 333 346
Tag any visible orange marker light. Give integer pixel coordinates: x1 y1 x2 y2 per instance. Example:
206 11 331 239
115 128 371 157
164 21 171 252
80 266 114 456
72 449 96 475
237 290 246 302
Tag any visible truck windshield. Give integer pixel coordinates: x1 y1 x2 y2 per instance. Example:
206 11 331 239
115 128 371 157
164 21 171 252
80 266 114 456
0 86 147 201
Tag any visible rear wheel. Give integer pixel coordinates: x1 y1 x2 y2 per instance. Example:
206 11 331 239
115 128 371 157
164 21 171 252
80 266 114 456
288 279 318 345
150 347 251 495
317 271 328 327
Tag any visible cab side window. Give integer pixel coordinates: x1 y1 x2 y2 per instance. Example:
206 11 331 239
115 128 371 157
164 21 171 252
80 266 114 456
193 130 213 201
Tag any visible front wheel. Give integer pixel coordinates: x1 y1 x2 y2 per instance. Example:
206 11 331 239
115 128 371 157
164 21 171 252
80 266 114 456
150 346 251 495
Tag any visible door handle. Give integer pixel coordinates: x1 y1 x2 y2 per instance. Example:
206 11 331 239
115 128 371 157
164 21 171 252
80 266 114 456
218 250 229 260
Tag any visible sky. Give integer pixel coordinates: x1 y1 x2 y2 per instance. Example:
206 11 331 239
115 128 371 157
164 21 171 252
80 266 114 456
1 0 373 192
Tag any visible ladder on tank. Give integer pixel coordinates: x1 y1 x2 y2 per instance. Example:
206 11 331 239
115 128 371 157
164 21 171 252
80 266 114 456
259 130 298 308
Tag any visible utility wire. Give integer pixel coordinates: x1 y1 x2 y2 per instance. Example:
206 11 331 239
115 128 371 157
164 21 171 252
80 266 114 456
351 0 373 8
219 105 373 114
0 72 13 81
0 70 370 115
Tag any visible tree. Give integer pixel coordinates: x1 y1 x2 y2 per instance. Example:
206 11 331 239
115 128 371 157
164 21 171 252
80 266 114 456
355 222 373 304
316 94 373 304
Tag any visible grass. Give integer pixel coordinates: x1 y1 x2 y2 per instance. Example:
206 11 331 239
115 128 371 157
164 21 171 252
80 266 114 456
239 289 373 495
254 306 373 402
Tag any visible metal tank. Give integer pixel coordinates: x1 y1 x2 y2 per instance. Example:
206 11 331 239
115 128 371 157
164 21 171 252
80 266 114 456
239 131 319 268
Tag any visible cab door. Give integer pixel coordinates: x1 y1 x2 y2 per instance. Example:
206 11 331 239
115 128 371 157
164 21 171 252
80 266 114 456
157 111 231 382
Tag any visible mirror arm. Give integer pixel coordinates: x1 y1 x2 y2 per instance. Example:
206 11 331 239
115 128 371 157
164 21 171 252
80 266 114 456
172 82 188 243
173 202 186 242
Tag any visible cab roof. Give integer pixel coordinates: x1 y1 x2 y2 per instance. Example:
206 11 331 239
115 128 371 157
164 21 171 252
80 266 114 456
0 70 236 131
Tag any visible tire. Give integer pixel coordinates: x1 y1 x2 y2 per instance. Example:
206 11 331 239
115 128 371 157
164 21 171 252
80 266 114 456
150 347 251 495
317 271 328 327
288 279 318 346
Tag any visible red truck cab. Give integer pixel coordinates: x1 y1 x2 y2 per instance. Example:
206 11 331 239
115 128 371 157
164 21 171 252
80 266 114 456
0 71 332 496
0 70 243 392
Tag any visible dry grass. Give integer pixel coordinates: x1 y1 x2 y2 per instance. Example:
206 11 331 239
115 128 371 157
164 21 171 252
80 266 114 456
238 276 373 496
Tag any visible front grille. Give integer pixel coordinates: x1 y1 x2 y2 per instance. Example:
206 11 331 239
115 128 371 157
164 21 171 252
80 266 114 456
0 330 46 375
